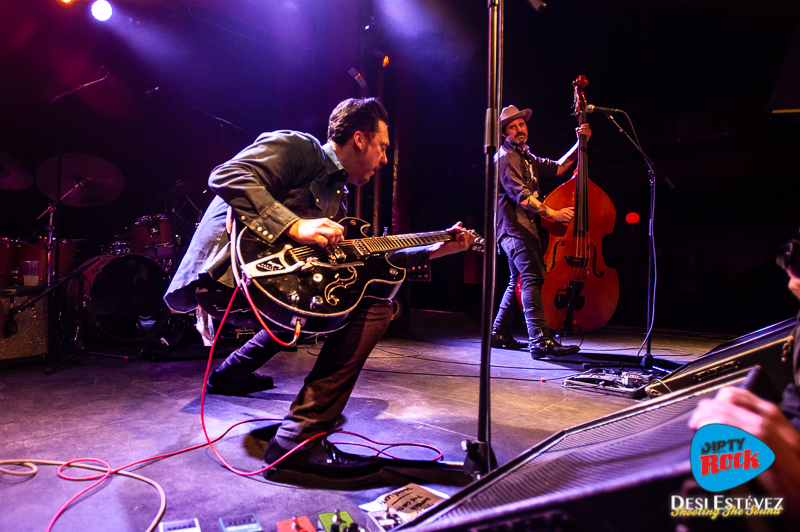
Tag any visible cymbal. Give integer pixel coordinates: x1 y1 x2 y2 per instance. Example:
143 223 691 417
0 150 34 190
154 177 209 201
35 153 124 207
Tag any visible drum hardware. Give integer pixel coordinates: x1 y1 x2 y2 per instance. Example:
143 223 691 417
66 254 170 345
153 178 209 202
101 234 131 256
44 257 134 374
34 153 123 286
34 153 125 209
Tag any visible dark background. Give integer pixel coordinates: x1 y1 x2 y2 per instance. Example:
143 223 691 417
2 0 799 335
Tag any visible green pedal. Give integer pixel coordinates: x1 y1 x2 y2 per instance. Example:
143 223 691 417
159 518 201 532
318 510 354 532
220 515 263 532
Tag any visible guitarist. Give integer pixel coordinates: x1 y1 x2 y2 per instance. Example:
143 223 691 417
164 98 474 487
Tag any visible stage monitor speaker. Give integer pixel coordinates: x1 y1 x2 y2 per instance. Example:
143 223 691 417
0 288 49 362
645 318 795 400
398 369 765 532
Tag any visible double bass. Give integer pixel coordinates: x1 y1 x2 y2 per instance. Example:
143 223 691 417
539 76 618 333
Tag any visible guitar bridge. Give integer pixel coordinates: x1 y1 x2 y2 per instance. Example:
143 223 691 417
243 244 303 278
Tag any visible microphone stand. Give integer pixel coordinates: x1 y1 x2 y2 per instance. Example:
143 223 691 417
603 111 674 367
49 71 110 287
463 0 504 478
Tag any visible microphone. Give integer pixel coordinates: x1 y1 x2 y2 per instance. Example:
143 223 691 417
586 105 622 115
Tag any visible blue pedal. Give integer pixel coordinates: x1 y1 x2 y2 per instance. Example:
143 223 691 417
159 518 201 532
219 514 263 532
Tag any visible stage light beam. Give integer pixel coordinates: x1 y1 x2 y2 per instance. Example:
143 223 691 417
91 0 113 22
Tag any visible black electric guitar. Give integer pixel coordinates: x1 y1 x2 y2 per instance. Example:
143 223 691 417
234 217 484 334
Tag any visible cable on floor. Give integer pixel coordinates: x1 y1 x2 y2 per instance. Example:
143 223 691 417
0 458 166 532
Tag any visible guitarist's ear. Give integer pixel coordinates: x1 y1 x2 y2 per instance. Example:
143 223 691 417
352 130 366 152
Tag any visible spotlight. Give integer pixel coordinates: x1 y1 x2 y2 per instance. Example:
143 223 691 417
382 55 390 67
91 0 113 22
59 0 76 4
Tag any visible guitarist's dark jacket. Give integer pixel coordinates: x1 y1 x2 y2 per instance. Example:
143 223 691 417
164 130 431 315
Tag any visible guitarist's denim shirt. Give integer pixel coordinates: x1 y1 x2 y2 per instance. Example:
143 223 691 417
165 130 431 313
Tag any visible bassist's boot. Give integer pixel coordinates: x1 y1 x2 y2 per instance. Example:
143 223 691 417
529 327 579 359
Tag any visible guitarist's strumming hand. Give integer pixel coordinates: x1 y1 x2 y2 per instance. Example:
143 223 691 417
429 222 476 259
287 218 345 247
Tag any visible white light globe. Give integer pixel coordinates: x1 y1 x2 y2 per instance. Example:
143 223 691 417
91 0 113 22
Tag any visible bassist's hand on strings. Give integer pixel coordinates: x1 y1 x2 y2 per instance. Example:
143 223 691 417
576 123 592 141
287 218 344 247
546 206 575 224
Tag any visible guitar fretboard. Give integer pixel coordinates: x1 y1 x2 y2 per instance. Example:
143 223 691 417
290 231 452 260
351 231 451 253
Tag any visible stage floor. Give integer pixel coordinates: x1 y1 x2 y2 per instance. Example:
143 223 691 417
0 310 728 532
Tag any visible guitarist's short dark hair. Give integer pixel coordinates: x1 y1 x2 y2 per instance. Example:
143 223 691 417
328 98 389 145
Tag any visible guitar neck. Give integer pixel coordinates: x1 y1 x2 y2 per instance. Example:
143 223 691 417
351 231 452 253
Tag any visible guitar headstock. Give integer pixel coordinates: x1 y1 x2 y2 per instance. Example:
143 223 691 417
467 229 485 253
572 75 589 116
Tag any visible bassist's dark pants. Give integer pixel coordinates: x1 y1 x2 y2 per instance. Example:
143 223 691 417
493 236 549 342
204 292 393 446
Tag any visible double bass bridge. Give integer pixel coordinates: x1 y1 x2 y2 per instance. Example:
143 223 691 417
565 256 590 269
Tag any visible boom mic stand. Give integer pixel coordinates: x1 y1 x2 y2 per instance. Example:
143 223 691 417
601 110 675 368
48 70 111 287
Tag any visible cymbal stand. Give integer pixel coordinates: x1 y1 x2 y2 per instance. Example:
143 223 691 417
36 203 57 287
36 181 88 287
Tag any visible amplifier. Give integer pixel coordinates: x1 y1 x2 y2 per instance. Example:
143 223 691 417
645 318 795 400
0 287 49 361
398 368 760 532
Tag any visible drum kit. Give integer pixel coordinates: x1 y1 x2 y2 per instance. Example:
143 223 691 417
1 150 207 351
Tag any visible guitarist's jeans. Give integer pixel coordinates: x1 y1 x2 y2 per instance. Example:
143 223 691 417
213 296 394 445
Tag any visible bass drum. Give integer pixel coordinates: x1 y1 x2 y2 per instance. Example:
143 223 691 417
69 255 169 342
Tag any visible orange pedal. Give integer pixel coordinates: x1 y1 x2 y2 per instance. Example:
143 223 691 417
277 516 315 532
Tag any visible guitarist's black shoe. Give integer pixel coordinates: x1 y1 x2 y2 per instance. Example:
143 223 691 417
205 371 275 397
529 337 579 359
263 437 383 488
490 333 524 350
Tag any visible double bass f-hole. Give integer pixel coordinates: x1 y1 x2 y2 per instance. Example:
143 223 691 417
549 240 566 271
589 244 605 278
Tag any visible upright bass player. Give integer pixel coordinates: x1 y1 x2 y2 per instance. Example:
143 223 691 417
491 105 591 358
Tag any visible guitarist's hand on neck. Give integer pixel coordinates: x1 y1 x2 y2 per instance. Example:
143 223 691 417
287 218 345 247
429 221 477 259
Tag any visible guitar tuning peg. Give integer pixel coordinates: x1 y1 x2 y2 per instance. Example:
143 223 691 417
382 226 388 237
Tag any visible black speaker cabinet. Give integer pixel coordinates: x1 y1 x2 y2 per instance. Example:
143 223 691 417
0 288 49 361
398 369 766 532
645 318 795 400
